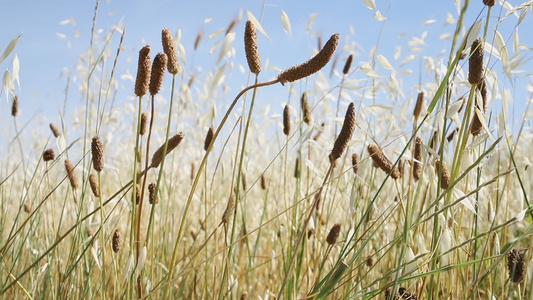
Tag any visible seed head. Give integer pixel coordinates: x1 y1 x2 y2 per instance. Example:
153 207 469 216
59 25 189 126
283 104 291 136
244 20 262 74
413 136 423 181
343 54 353 75
91 136 104 172
11 95 19 117
134 45 151 97
161 28 180 74
240 291 248 300
434 159 451 190
221 194 235 224
398 287 418 300
468 38 484 85
329 103 356 163
507 249 525 283
260 174 268 190
471 80 488 136
134 184 141 205
294 157 300 178
50 123 61 138
194 31 203 50
149 52 168 95
326 223 341 245
23 201 31 213
301 92 312 124
148 183 158 204
483 0 495 6
89 173 100 197
367 144 401 179
64 159 78 189
413 91 424 119
204 126 215 151
352 153 360 174
112 229 122 253
140 113 148 135
43 149 55 162
150 132 184 168
278 33 340 84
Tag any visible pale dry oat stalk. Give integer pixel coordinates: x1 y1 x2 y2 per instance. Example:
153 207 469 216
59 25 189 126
471 79 488 136
278 33 340 84
134 45 151 97
244 20 261 74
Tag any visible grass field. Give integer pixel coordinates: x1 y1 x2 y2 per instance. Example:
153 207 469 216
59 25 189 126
1 0 533 299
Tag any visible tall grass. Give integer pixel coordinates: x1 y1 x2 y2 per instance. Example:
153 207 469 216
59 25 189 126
1 1 533 299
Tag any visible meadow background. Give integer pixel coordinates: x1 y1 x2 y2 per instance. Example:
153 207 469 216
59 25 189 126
1 0 533 299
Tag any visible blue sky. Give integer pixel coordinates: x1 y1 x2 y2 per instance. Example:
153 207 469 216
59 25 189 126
1 0 532 140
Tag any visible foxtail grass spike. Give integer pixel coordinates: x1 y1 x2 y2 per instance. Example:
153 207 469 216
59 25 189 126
11 95 18 117
162 28 180 74
194 31 203 50
343 54 353 75
89 174 100 197
148 183 158 204
435 159 451 190
112 229 122 253
134 45 151 97
91 136 104 172
278 33 340 84
468 38 484 85
283 104 291 136
483 0 495 6
507 249 525 283
150 132 184 168
221 194 235 224
244 20 261 74
413 136 423 181
368 144 401 179
398 287 419 300
413 91 424 119
329 103 356 163
301 92 312 124
50 123 61 138
43 149 55 162
140 113 148 135
352 153 360 174
204 126 215 151
149 52 168 96
64 159 78 189
260 174 268 190
326 223 341 245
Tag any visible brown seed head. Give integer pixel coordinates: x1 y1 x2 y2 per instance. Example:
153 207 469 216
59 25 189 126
64 159 78 189
204 126 215 151
343 54 353 75
278 33 340 84
483 0 495 6
260 174 268 190
162 28 180 74
398 287 418 300
471 80 488 136
508 249 525 283
413 91 424 119
194 31 203 50
91 136 104 172
50 123 61 138
150 132 184 168
140 113 148 135
301 92 312 124
352 153 360 174
134 45 151 97
11 95 19 117
89 174 100 197
221 194 236 224
244 20 262 74
23 201 31 213
134 184 141 205
368 144 401 179
240 291 248 300
294 157 300 178
468 38 484 85
434 159 451 190
329 103 356 163
226 18 238 35
43 149 55 162
385 288 399 300
326 223 341 245
413 136 423 181
283 104 291 136
112 229 122 253
148 182 158 204
149 52 168 95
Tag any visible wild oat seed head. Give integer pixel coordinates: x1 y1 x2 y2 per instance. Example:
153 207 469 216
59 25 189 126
221 194 236 224
64 159 78 189
468 38 484 85
435 159 451 190
91 136 104 172
283 104 291 136
148 182 158 204
301 92 312 124
413 91 424 119
483 0 495 6
244 20 261 74
413 136 423 181
150 132 184 168
50 123 61 138
507 249 525 283
352 153 360 174
134 45 151 97
368 144 401 179
162 28 180 74
204 126 215 151
343 54 353 75
140 113 148 135
326 223 341 245
112 229 122 253
43 149 55 162
278 33 340 84
89 174 100 197
11 95 19 117
329 103 356 163
149 52 168 95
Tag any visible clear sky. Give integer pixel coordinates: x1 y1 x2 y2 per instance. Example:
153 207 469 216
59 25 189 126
1 0 532 141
